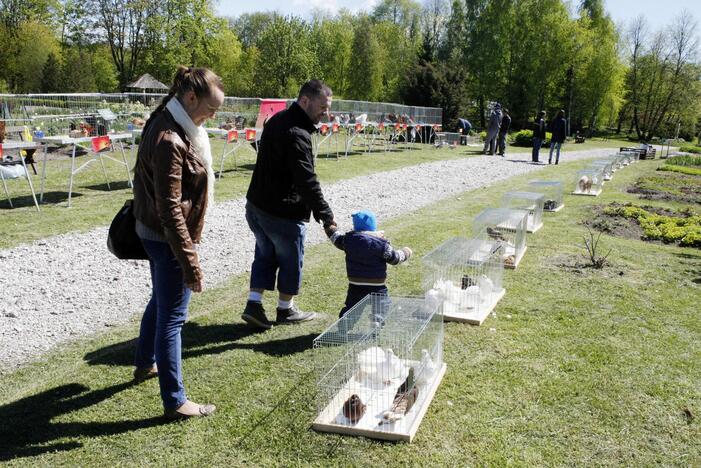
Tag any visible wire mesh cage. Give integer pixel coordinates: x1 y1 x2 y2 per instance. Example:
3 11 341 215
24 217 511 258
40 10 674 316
589 159 615 181
421 237 505 324
527 180 564 212
472 208 528 269
609 154 626 171
572 167 604 196
501 191 545 233
313 294 445 442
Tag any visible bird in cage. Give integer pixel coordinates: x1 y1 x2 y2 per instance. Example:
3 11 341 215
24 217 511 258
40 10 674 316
342 394 367 424
461 274 476 289
544 199 557 210
577 175 592 193
503 254 516 267
486 226 507 242
380 368 418 424
378 349 405 383
414 349 438 387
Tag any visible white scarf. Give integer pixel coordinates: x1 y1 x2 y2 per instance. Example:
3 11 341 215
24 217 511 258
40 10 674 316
166 97 215 206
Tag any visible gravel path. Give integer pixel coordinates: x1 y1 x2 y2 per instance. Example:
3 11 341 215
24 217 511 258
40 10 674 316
0 148 618 372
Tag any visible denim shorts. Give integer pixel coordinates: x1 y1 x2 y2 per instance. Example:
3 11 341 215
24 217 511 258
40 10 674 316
245 202 307 295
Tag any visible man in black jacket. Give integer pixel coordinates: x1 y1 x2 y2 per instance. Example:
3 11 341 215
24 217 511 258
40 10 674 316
242 80 337 329
532 110 547 163
548 109 567 164
497 108 511 156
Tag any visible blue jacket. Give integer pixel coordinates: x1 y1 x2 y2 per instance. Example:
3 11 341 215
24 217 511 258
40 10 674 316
330 231 408 283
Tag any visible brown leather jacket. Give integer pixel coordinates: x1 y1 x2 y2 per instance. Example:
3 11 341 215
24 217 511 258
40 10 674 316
133 108 209 283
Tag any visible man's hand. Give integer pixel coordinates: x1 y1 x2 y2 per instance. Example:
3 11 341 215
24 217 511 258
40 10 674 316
402 247 413 260
323 219 338 238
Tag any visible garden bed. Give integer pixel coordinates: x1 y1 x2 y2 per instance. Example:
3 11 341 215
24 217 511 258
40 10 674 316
627 171 701 204
593 202 701 248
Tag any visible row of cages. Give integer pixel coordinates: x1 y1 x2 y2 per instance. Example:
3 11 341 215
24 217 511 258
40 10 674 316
0 93 442 139
312 152 644 441
573 150 641 196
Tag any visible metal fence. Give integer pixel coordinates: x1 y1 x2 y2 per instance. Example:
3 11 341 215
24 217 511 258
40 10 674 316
0 93 442 136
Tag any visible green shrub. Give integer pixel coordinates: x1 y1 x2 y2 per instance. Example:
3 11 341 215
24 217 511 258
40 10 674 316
679 145 701 154
605 204 701 247
512 129 552 147
478 131 486 141
658 165 701 176
665 154 701 166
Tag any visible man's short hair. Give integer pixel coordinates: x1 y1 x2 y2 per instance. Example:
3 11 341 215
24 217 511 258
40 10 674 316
298 80 332 100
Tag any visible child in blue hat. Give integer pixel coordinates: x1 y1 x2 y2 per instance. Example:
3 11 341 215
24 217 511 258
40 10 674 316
327 210 412 322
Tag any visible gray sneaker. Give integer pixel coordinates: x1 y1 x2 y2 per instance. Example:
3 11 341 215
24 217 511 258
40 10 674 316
276 304 317 324
241 301 273 329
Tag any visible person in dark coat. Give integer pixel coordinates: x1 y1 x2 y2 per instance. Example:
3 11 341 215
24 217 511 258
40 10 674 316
242 80 337 329
548 109 567 164
457 118 472 135
497 108 511 156
532 110 547 163
483 103 502 155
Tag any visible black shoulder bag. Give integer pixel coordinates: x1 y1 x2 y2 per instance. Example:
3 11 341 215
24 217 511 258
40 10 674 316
107 200 148 260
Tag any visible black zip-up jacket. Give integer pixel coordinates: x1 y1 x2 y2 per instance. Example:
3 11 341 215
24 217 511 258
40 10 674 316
533 117 547 139
549 116 567 143
246 102 334 224
499 114 511 135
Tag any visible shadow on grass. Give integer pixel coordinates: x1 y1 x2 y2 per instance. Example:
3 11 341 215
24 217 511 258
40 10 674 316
217 163 255 177
84 323 317 367
675 251 701 283
0 191 75 209
0 381 164 461
84 180 132 192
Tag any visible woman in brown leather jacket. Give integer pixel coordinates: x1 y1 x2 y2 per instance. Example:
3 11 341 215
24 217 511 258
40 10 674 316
131 66 224 419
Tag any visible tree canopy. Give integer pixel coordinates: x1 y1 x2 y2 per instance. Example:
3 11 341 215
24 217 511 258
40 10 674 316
0 0 699 140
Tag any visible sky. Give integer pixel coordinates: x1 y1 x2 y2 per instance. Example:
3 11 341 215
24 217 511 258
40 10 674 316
216 0 699 30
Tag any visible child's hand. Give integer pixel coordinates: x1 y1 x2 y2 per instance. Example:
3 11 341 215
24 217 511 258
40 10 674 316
402 247 413 259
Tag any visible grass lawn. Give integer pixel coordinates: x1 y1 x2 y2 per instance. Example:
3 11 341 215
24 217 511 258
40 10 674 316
1 157 699 465
0 136 635 250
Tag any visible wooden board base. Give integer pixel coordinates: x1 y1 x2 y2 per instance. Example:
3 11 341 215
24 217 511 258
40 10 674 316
312 363 447 442
571 188 602 197
441 289 505 325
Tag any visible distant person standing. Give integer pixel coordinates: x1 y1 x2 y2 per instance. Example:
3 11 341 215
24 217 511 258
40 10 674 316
532 110 547 163
548 109 567 165
483 104 502 155
497 108 511 157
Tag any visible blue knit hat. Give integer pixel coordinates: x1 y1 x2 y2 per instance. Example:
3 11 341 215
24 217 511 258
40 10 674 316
352 210 377 232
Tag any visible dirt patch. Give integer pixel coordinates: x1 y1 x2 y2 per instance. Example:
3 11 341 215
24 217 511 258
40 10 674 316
591 205 646 242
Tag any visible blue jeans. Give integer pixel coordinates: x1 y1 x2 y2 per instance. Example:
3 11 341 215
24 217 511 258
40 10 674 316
532 138 543 162
549 141 562 164
246 202 307 295
134 239 191 410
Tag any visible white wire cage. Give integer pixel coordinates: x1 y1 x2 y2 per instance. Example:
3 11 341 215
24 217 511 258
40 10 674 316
472 208 528 269
609 153 626 171
589 159 615 181
572 167 604 196
312 294 445 442
421 237 505 325
501 191 545 233
527 180 564 212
